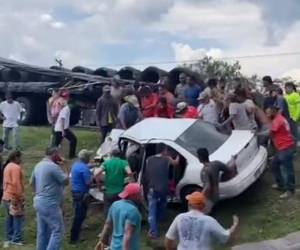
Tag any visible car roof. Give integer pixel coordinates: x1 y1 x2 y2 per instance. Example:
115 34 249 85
121 118 196 142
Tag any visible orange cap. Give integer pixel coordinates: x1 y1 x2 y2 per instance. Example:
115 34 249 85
186 191 206 206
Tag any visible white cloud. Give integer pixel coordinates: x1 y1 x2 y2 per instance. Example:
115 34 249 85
153 0 265 46
172 42 222 61
40 14 53 22
163 1 300 80
0 0 299 81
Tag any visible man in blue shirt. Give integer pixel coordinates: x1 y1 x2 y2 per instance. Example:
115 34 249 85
31 147 69 250
70 149 94 244
95 183 142 250
184 76 202 107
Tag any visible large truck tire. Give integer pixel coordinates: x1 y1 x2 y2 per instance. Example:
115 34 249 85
16 97 34 125
70 105 81 126
16 96 47 125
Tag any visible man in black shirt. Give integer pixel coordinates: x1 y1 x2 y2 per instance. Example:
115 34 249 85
197 148 237 214
143 143 179 239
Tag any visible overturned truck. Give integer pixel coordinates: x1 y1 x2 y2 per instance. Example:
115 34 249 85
0 57 201 126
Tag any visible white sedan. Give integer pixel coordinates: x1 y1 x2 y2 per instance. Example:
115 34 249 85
94 118 267 203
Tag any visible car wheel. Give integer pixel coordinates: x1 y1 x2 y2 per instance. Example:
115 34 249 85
180 185 203 210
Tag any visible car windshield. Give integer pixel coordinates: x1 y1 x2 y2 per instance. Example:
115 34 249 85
175 120 229 156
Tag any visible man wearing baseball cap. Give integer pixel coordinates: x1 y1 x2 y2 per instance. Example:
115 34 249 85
175 102 198 119
95 183 142 250
165 192 239 250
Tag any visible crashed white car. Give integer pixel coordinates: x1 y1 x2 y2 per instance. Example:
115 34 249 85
95 118 267 203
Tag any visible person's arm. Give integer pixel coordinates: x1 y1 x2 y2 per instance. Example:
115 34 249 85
113 100 119 117
220 115 234 127
125 165 134 182
165 216 179 250
95 99 102 127
123 223 135 250
256 128 270 137
96 219 112 249
245 101 256 116
94 166 105 186
12 168 24 198
52 165 69 186
220 103 236 127
118 105 127 129
168 155 180 167
201 169 211 198
0 103 5 120
165 238 176 250
60 118 65 137
30 171 36 193
209 215 239 244
123 210 141 250
83 168 94 188
228 215 239 241
294 94 300 121
144 95 159 109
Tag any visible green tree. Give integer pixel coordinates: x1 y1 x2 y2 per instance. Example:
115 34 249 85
185 56 243 82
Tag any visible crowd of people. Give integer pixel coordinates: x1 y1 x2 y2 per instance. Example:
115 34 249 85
0 73 299 249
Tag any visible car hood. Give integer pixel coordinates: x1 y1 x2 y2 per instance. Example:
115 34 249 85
210 130 254 163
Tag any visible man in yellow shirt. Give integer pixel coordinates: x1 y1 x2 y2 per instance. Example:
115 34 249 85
284 82 300 142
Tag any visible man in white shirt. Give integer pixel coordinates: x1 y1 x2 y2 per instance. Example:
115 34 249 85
165 192 239 250
53 93 77 158
220 94 252 131
0 93 23 150
197 92 219 124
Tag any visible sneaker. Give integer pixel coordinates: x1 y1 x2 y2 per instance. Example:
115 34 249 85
10 241 24 246
279 191 293 199
147 232 158 240
3 241 10 248
272 184 284 191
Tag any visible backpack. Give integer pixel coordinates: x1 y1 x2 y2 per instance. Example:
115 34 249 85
124 104 139 128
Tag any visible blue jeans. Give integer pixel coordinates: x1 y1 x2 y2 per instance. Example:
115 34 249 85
147 189 167 237
271 148 295 192
70 192 88 242
3 127 20 149
3 200 24 242
34 203 64 250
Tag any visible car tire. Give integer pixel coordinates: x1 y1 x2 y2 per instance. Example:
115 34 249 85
180 185 202 211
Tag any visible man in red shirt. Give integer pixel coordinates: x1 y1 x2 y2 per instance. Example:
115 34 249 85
175 102 198 119
155 97 174 118
141 86 159 118
265 106 295 199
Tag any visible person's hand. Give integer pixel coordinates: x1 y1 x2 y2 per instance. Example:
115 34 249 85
233 215 239 226
62 131 65 138
94 240 107 250
215 123 223 129
231 154 238 161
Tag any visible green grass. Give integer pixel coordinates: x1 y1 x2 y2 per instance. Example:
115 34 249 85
0 126 300 249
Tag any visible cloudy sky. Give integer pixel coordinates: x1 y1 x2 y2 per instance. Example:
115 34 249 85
1 0 300 79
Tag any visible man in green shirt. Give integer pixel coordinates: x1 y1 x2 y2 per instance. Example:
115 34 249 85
97 149 133 215
284 82 300 141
